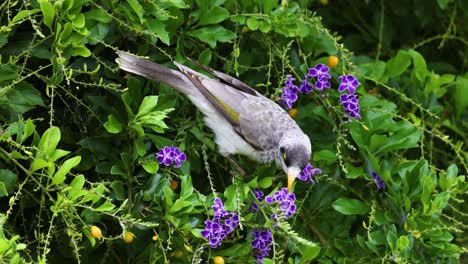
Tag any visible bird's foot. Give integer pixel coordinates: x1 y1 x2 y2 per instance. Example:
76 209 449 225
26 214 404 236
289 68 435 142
226 156 246 176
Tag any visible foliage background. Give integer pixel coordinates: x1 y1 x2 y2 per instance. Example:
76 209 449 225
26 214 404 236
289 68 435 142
0 0 467 263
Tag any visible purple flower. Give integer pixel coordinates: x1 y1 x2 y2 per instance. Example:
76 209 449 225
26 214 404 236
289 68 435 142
279 75 300 109
401 212 406 224
254 188 265 201
265 188 296 219
252 229 273 263
299 77 313 93
298 163 322 184
338 75 362 121
339 94 361 120
202 198 239 248
338 75 360 94
156 146 186 168
307 64 331 91
371 171 385 189
279 88 298 109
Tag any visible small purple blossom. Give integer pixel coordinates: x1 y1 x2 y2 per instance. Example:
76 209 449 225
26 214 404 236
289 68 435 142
252 229 273 263
371 171 385 189
254 188 265 201
298 163 322 184
279 75 299 109
339 93 361 120
401 212 406 224
299 77 313 93
265 188 296 218
338 74 362 122
156 146 186 168
338 75 360 94
202 198 239 248
307 64 331 91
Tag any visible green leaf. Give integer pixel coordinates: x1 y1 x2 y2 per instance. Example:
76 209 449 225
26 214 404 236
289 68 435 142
299 243 321 263
127 0 144 24
258 177 273 189
52 156 81 185
409 49 427 88
332 198 369 215
188 26 236 48
37 126 61 158
142 160 159 174
85 8 111 23
68 175 86 200
199 6 229 25
137 96 159 117
0 169 18 197
39 0 55 31
104 114 123 134
10 9 41 24
246 18 260 30
167 199 192 214
30 159 50 172
19 119 35 144
110 181 126 200
198 50 212 66
95 200 115 212
313 149 336 162
437 0 449 9
396 235 409 250
180 175 193 198
385 50 411 78
454 77 468 118
147 19 170 45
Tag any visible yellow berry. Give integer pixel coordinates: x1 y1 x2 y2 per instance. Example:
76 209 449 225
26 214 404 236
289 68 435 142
123 231 134 243
327 55 339 68
288 108 298 119
152 235 159 241
90 225 102 239
170 179 178 190
320 0 329 5
184 244 193 252
213 256 225 264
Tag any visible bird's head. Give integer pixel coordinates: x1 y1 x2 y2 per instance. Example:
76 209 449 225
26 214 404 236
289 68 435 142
278 131 311 192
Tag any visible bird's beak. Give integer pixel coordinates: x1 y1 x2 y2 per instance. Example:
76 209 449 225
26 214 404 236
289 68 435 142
287 167 301 192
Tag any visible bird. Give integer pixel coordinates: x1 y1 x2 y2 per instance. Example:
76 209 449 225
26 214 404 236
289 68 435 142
116 52 311 191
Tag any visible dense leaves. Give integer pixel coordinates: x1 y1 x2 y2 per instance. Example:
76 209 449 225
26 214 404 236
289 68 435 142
0 0 467 263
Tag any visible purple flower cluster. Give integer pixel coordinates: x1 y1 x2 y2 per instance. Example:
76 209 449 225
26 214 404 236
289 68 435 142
265 188 296 219
279 64 332 109
308 64 331 90
371 171 385 189
201 198 239 248
252 229 273 263
298 163 322 184
156 146 186 168
279 75 299 109
338 75 361 121
251 188 265 213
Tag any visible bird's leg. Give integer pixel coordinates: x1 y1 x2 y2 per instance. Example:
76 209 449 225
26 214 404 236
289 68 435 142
226 156 246 176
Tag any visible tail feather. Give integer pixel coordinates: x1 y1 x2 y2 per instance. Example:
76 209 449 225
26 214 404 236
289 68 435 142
115 52 194 95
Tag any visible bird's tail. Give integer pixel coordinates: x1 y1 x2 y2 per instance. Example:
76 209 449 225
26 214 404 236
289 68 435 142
115 52 194 95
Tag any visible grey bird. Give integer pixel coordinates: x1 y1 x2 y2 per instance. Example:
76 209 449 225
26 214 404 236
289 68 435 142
116 52 311 191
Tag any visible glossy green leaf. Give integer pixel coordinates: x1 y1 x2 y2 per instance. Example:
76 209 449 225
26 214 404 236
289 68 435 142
332 198 369 215
52 156 81 185
39 0 55 31
188 26 236 48
104 114 123 134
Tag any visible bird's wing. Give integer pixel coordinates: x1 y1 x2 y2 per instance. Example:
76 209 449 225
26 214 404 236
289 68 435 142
174 62 248 127
238 96 299 150
186 58 259 96
175 62 292 151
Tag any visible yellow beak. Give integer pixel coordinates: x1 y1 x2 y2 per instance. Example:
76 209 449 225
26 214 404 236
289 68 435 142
287 167 300 192
287 173 296 192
